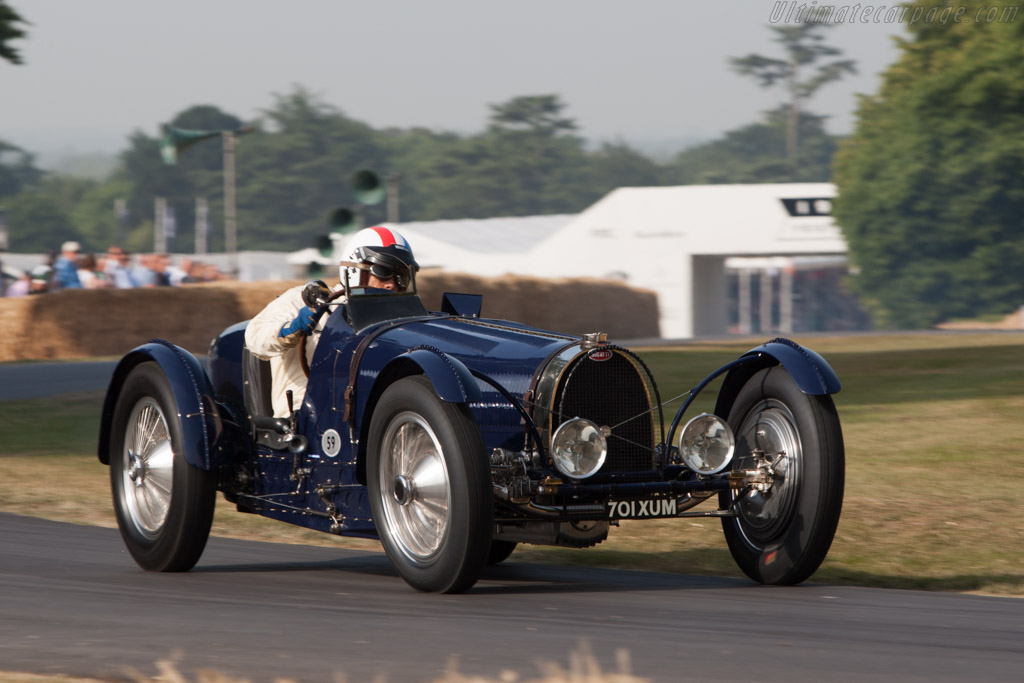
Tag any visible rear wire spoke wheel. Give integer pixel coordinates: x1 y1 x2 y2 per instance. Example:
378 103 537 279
368 375 491 593
109 362 216 572
120 397 174 537
720 366 844 585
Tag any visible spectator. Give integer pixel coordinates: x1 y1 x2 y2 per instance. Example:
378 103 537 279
201 263 224 282
1 264 18 297
53 241 83 289
132 253 159 287
105 246 138 288
28 265 53 295
151 253 172 286
168 257 190 286
0 249 11 297
4 269 30 297
181 260 207 284
77 252 112 289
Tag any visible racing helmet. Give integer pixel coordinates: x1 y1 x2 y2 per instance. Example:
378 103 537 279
338 226 419 292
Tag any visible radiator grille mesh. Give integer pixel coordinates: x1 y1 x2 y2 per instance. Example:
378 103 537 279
553 351 656 475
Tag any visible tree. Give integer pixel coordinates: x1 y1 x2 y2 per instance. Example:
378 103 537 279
482 94 592 215
3 191 75 252
114 105 243 252
489 95 577 136
671 107 837 184
731 21 855 164
376 126 465 221
5 89 672 254
587 141 668 192
381 96 670 222
240 87 388 248
0 1 27 65
0 139 43 198
393 95 596 220
71 179 134 250
833 2 1024 328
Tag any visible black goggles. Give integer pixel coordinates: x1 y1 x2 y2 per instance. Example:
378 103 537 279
358 261 410 290
355 247 414 289
368 262 398 280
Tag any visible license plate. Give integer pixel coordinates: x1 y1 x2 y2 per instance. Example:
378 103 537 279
607 498 678 519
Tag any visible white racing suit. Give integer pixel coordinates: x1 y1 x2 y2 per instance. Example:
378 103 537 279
243 284 341 418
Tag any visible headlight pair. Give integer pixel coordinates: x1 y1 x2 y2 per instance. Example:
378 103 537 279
549 413 735 479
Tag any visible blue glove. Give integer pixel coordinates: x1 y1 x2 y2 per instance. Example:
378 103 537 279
279 306 317 342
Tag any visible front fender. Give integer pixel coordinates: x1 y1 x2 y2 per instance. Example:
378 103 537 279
394 346 482 403
98 340 222 470
352 345 483 486
714 338 841 418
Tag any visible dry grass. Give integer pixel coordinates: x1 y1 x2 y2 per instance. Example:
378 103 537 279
0 676 107 683
0 644 645 683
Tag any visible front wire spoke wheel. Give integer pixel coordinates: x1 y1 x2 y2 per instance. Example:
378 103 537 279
379 413 452 562
721 366 844 585
368 375 491 593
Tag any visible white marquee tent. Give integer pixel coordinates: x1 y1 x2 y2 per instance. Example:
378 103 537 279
308 183 847 338
515 183 846 338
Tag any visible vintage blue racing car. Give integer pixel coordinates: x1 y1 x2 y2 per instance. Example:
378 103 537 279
97 280 844 593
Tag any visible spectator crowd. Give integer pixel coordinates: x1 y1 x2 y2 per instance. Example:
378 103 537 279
1 241 226 297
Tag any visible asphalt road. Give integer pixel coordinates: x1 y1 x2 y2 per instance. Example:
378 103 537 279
1 513 1021 682
0 359 120 401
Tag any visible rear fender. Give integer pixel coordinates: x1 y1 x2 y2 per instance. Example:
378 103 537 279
98 340 223 470
714 338 841 418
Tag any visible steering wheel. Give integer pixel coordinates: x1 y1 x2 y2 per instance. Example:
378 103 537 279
299 282 346 379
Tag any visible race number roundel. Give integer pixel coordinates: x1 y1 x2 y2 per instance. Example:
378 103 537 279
322 429 342 457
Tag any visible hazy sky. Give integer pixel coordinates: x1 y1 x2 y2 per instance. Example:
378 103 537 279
3 0 904 159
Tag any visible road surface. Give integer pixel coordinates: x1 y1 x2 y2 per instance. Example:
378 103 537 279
1 513 1021 682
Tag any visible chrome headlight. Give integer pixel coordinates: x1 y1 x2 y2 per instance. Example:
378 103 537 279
550 418 607 479
679 413 735 475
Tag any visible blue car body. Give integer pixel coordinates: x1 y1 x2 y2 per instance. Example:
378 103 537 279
98 287 843 590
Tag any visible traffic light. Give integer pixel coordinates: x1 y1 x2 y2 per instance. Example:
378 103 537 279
350 169 385 206
159 123 255 164
329 207 358 233
159 125 222 165
313 234 334 258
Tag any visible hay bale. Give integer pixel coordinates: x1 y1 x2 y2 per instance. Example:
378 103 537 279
0 273 659 362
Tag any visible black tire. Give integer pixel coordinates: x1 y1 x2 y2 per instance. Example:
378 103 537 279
367 375 492 593
719 366 844 585
487 540 517 566
109 362 216 572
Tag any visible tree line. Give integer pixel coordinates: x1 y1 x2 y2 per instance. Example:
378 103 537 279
0 89 840 259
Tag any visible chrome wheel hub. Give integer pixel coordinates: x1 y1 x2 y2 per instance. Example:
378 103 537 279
732 399 801 545
392 474 415 506
127 451 144 485
378 412 451 563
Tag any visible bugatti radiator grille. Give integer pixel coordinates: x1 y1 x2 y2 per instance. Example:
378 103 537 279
553 350 657 476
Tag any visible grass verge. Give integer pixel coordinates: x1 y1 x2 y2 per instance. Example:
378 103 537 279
0 643 643 683
1 332 1021 596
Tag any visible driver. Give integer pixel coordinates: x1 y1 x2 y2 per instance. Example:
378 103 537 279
244 226 419 418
